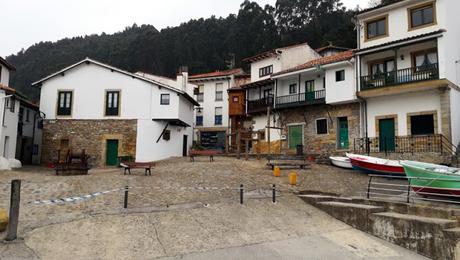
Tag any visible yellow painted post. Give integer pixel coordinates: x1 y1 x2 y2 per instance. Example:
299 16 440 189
0 208 8 232
289 171 297 186
273 166 281 177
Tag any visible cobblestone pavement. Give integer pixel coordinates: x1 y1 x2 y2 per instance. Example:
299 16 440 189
0 156 413 260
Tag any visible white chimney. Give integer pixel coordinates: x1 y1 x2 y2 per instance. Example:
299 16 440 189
177 66 188 92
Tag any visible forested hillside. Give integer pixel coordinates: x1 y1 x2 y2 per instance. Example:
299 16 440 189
7 0 357 101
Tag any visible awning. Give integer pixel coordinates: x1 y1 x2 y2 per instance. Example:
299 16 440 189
152 118 191 127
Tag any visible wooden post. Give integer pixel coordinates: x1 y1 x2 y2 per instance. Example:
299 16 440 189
245 139 249 161
257 131 261 160
6 180 21 241
267 107 271 156
236 130 241 160
225 133 229 154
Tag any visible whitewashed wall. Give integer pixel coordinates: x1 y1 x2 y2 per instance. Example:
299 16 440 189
39 62 195 162
0 92 19 159
276 72 324 97
358 0 443 49
325 62 357 104
251 114 281 142
0 64 10 86
366 90 442 137
192 78 231 128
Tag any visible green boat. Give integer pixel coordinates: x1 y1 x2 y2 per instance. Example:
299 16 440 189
400 161 460 196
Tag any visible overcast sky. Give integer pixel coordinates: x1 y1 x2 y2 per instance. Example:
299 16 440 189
0 0 367 57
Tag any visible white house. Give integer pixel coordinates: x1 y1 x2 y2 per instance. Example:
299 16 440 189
188 68 245 150
240 42 321 150
32 58 199 167
271 50 360 154
355 0 460 153
15 96 43 165
0 57 20 160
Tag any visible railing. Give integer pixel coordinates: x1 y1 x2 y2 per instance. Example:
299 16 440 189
247 96 274 114
354 134 457 156
275 89 325 108
360 63 439 91
367 175 460 205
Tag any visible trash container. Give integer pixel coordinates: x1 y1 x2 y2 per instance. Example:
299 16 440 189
296 145 303 156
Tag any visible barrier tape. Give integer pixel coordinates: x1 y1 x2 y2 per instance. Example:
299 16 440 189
28 185 285 206
29 188 125 205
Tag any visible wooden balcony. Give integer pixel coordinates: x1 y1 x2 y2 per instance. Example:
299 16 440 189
247 97 273 114
275 90 325 109
360 63 439 91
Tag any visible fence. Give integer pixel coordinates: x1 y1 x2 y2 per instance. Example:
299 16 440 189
367 175 460 205
353 134 457 156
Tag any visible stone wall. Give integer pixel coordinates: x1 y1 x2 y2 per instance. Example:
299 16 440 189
278 103 360 155
42 119 137 167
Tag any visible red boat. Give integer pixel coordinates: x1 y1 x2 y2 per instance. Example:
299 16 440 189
346 153 405 176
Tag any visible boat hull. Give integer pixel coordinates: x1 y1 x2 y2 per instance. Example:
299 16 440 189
401 161 460 196
330 157 353 169
349 158 405 176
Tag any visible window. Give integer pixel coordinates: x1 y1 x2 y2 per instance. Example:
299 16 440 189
370 59 395 76
215 83 223 101
336 70 345 82
409 3 435 29
196 115 203 126
305 80 315 92
105 91 120 116
232 96 239 103
215 107 222 125
410 114 435 135
57 91 72 116
196 85 204 102
289 84 297 94
412 50 438 71
316 119 328 135
26 109 30 122
263 89 273 99
259 65 273 77
366 16 387 40
160 94 170 105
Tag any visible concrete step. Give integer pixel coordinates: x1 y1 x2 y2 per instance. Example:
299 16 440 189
370 212 459 259
297 194 339 205
315 201 385 231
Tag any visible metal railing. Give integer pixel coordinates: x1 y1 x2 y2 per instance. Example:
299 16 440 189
360 63 439 91
354 134 457 155
247 96 274 114
275 89 325 108
367 175 460 205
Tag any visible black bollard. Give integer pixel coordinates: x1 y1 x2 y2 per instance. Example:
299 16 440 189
6 180 21 241
124 186 129 209
272 184 276 203
240 184 244 205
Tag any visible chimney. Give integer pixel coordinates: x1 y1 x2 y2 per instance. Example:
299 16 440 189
177 66 189 92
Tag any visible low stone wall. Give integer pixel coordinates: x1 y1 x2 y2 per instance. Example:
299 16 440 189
42 119 137 167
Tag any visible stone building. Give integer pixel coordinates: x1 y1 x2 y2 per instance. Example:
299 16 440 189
32 58 199 167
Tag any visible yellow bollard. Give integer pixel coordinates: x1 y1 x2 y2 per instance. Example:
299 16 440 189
273 166 281 177
289 171 297 186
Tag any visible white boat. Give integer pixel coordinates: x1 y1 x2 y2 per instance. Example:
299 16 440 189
330 156 353 169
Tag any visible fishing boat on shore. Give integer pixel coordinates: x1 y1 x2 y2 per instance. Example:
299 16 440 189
401 161 460 196
329 156 353 169
346 153 405 176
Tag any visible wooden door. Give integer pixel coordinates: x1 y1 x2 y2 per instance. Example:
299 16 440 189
379 119 395 152
106 140 119 166
288 125 303 150
338 117 349 149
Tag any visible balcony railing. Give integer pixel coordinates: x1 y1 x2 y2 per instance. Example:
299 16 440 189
360 63 439 91
247 96 273 114
276 90 325 108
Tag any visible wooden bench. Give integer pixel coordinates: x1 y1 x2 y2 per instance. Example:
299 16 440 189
120 162 155 176
266 156 310 170
189 150 220 162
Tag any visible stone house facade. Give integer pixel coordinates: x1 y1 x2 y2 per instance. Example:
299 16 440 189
33 58 198 167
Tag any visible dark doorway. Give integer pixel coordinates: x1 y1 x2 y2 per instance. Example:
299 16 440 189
183 135 188 156
106 140 119 166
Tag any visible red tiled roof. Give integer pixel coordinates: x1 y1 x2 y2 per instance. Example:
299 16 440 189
189 68 244 80
273 50 355 77
243 42 309 63
0 84 16 93
315 44 350 54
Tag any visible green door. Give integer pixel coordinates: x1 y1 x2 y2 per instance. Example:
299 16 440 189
338 117 349 149
305 80 315 101
106 140 119 166
379 119 395 152
288 125 303 150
